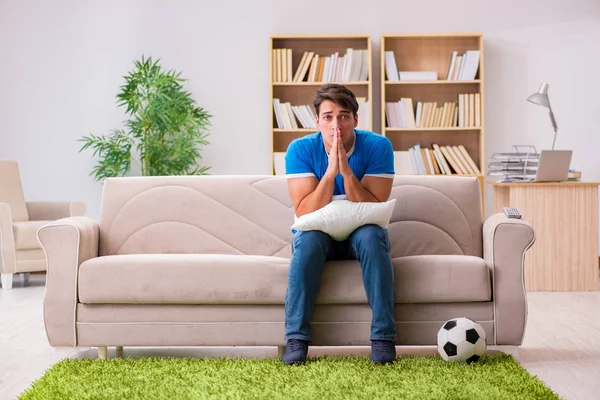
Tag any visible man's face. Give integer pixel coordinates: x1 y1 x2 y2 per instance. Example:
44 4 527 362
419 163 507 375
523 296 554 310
317 100 358 150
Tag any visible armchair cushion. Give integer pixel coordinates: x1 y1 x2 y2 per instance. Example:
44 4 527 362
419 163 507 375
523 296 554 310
13 221 50 250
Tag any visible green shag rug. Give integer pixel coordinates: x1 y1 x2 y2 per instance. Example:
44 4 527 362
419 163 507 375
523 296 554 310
19 354 560 400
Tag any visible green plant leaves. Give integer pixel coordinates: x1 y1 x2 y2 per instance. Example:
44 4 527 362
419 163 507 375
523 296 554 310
81 55 212 182
78 130 134 181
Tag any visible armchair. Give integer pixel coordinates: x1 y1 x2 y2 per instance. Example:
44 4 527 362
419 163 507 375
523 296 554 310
0 160 85 289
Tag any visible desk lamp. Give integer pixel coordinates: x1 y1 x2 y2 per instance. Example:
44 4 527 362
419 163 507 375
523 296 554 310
527 82 558 150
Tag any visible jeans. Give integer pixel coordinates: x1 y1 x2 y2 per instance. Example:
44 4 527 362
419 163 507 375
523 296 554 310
284 224 397 342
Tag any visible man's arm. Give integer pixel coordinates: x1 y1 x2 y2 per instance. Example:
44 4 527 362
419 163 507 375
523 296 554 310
342 175 393 202
288 175 336 217
287 131 341 217
338 134 394 203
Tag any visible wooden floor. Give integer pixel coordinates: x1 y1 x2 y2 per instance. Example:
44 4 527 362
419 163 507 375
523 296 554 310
2 274 600 400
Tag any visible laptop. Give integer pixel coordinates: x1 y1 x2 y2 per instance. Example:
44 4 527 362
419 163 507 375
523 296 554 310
519 150 572 182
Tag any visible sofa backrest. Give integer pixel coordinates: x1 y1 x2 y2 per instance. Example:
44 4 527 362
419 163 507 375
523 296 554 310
99 175 482 258
99 176 295 257
0 159 30 222
388 175 483 258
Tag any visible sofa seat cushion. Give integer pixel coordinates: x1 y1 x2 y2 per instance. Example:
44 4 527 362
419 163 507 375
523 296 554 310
78 253 490 305
78 254 290 305
393 255 491 303
13 220 50 250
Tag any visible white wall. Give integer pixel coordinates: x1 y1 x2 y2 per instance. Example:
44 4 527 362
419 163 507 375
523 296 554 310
1 0 599 219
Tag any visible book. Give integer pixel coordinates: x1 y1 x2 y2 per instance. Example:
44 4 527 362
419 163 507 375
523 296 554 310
431 145 448 175
273 152 286 175
458 50 480 80
429 149 440 174
452 145 475 174
393 151 415 174
458 145 481 174
384 51 399 81
446 51 458 80
439 146 459 174
399 71 437 81
272 99 284 128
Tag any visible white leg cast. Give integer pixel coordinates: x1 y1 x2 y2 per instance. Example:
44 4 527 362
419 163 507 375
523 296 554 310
98 346 108 360
1 273 13 289
277 345 285 358
115 346 124 358
20 272 30 284
488 345 520 361
53 346 91 362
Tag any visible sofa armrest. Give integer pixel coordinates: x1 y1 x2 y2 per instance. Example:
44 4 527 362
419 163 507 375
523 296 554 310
26 201 86 221
0 202 16 274
483 212 535 345
38 216 99 346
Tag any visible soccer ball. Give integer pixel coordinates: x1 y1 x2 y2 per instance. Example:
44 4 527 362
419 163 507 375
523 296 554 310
437 317 487 363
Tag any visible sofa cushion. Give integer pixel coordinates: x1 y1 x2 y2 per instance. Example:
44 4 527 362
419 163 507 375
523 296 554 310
393 255 491 303
78 254 491 305
13 221 49 250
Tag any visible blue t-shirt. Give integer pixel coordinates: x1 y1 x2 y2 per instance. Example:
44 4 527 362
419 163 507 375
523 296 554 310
285 129 395 196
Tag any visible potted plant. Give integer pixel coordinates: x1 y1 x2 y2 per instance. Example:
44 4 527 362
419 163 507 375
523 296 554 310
80 56 211 181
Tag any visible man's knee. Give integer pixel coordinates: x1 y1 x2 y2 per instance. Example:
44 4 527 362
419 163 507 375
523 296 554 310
292 230 332 254
350 224 389 250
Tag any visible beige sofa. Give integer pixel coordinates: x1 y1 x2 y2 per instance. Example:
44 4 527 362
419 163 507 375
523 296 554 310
0 159 85 289
38 175 535 358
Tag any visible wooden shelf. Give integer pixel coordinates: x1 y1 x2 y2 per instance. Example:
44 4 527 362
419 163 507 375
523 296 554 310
273 129 316 133
271 34 370 40
273 81 369 86
386 127 481 132
385 80 481 85
381 34 484 166
381 33 485 203
270 35 372 174
400 173 483 177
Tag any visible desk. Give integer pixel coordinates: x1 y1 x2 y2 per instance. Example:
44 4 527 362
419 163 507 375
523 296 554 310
488 181 599 291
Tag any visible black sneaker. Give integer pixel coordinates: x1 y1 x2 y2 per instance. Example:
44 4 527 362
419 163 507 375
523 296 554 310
370 340 396 364
282 339 309 365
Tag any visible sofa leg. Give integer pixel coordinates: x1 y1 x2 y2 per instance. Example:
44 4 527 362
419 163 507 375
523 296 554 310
277 345 285 358
115 346 124 358
98 346 108 360
1 273 13 290
20 272 30 284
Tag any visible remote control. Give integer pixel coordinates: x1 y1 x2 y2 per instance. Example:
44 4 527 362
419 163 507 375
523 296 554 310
503 207 522 219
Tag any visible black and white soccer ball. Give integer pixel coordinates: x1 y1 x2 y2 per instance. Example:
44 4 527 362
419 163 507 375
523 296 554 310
437 317 487 363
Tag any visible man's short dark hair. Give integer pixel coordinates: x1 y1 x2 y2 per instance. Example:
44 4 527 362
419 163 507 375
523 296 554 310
313 84 359 117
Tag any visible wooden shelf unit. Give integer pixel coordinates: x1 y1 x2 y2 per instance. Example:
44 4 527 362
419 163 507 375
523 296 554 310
270 35 372 174
381 33 485 191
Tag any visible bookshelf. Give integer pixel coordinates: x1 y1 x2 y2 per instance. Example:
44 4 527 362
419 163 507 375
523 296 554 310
381 33 485 194
270 34 372 174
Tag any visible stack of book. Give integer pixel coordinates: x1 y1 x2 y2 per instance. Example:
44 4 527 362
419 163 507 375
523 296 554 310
384 50 480 81
487 149 540 180
272 48 369 83
273 98 369 130
446 50 481 81
568 171 581 181
407 143 480 175
385 94 481 128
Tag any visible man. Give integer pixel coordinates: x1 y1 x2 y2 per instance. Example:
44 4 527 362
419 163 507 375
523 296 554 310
283 83 397 365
